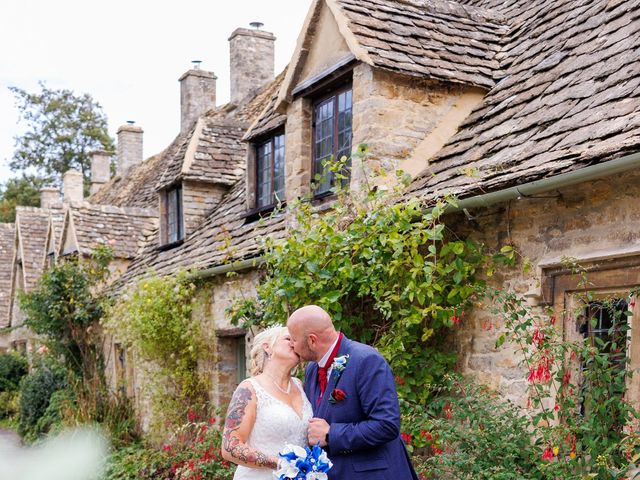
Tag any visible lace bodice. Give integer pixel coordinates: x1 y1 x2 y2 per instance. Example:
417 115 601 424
233 377 313 480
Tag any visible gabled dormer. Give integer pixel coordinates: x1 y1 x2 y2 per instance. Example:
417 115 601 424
275 0 499 200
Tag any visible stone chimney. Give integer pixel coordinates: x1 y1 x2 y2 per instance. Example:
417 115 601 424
179 61 217 133
63 169 83 204
116 122 143 176
90 150 113 195
40 187 60 209
229 24 275 104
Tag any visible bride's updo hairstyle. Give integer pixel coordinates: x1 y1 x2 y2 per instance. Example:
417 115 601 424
250 326 287 376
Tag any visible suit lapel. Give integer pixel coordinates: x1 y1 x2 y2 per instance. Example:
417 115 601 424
317 337 350 418
307 362 320 415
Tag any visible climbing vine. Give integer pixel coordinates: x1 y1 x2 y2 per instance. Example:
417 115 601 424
103 271 209 435
230 149 514 405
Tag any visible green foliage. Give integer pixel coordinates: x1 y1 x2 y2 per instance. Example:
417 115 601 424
0 174 49 222
0 351 29 391
230 150 511 405
9 82 114 188
104 271 208 436
18 246 112 379
483 286 640 479
408 375 541 480
102 410 234 480
18 359 68 441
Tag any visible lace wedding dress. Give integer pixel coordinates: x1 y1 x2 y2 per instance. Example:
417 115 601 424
233 377 313 480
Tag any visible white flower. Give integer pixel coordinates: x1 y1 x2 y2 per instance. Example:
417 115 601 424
274 461 299 479
318 450 332 468
307 473 328 480
331 354 349 372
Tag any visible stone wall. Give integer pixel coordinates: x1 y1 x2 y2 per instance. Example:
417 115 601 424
455 169 640 406
116 124 143 177
182 181 227 237
351 64 484 191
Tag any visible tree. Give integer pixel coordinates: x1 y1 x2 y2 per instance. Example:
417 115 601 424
0 174 49 222
9 82 114 187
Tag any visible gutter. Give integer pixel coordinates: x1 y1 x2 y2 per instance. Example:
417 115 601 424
451 150 640 213
192 150 640 280
191 256 265 280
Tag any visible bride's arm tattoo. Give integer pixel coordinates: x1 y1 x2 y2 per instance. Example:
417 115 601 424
222 385 277 469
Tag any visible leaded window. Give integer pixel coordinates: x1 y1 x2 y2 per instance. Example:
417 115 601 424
162 185 183 245
313 86 352 196
256 133 285 209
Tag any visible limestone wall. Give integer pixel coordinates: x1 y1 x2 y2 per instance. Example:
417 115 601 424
455 169 640 406
351 63 484 190
182 181 227 237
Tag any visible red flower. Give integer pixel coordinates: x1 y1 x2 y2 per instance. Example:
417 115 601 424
330 388 347 403
162 444 172 452
395 375 405 386
443 402 453 420
550 315 557 325
527 356 552 384
542 446 554 461
532 328 544 347
187 409 197 422
401 432 412 445
208 417 216 425
420 430 433 442
451 315 460 326
431 444 443 455
562 370 571 385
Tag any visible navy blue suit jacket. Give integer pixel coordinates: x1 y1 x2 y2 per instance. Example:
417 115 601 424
304 337 418 480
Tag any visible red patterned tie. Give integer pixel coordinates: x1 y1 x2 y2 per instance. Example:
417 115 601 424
317 333 343 404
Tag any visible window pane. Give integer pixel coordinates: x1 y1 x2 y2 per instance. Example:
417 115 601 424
314 97 335 195
273 134 285 203
167 189 177 243
257 141 273 208
337 88 353 189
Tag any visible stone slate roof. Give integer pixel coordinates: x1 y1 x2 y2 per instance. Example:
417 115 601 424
65 203 158 259
155 120 247 190
404 0 640 201
114 180 287 290
335 0 507 90
15 207 50 292
89 152 164 209
49 206 66 255
0 224 15 328
243 70 287 141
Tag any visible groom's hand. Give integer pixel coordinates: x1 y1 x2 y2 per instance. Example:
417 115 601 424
308 418 330 447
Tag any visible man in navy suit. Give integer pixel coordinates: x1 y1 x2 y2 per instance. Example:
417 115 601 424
287 305 418 480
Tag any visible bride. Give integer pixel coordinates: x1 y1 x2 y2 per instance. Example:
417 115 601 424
221 326 313 479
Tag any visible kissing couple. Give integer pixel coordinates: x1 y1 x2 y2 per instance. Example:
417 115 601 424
221 305 418 479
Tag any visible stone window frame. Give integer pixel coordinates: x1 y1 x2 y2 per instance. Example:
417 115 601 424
311 82 353 198
541 255 640 410
159 183 185 248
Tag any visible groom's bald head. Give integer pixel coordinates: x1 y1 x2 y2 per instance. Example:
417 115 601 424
287 305 338 362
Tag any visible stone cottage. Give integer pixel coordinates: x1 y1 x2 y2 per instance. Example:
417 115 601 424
2 0 640 421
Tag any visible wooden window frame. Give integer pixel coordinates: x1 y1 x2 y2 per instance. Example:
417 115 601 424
312 83 353 198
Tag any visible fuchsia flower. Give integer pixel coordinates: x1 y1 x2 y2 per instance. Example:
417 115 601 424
542 446 554 461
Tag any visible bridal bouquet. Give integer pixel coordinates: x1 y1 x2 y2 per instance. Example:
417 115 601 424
275 444 333 480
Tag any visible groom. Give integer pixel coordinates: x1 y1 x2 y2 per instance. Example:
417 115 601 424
287 305 418 479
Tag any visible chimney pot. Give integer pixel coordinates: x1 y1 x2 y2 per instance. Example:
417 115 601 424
40 186 60 209
90 150 113 195
179 65 217 133
229 25 275 104
116 123 143 176
63 170 84 204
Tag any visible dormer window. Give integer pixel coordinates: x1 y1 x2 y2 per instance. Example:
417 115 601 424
161 185 184 246
256 133 285 209
313 85 352 196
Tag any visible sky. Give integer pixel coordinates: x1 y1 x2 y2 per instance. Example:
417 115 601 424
0 0 313 184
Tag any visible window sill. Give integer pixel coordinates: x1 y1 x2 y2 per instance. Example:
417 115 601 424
243 203 286 223
158 238 184 251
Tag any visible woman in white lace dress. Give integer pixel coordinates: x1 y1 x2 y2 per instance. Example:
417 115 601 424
222 326 313 479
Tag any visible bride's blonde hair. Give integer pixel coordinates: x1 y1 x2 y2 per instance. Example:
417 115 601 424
249 326 287 376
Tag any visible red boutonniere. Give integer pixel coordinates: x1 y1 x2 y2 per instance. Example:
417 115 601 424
329 388 347 404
